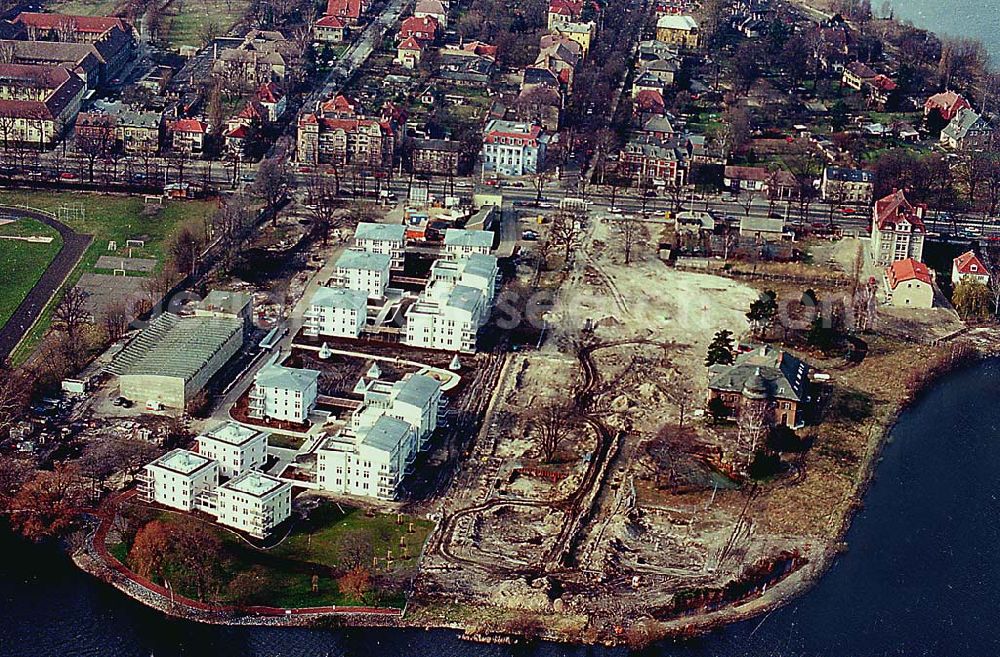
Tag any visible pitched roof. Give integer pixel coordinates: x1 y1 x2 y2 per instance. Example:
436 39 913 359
336 249 391 271
634 89 666 114
326 0 363 19
942 107 989 140
394 373 440 408
398 35 423 51
15 12 128 34
315 14 346 28
824 166 873 183
172 118 206 133
925 90 969 117
708 344 809 403
257 81 284 104
354 222 405 241
887 258 932 288
656 14 698 30
874 190 924 231
953 250 989 277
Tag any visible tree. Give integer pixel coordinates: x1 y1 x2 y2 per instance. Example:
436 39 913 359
530 401 575 464
0 454 32 510
338 566 372 602
0 360 32 440
609 214 649 265
953 277 992 320
746 290 778 338
549 211 579 266
337 528 373 570
53 286 92 365
705 329 735 367
79 439 161 487
707 396 730 424
9 464 86 542
227 567 267 603
253 157 289 225
129 518 224 601
168 224 205 277
737 399 773 473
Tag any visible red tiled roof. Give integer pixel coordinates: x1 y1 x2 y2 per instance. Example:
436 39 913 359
725 165 769 182
326 0 363 20
634 89 665 113
225 124 249 139
399 15 439 40
872 74 896 91
15 12 127 34
398 36 422 51
887 258 932 288
315 15 346 28
874 189 925 232
321 93 358 116
954 250 989 277
925 91 970 120
462 40 498 61
172 118 206 133
256 81 284 104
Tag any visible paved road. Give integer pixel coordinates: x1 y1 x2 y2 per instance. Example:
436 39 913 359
0 206 92 361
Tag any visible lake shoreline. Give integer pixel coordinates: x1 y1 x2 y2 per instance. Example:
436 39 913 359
66 336 997 647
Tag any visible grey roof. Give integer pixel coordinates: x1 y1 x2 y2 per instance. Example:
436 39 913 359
708 345 809 402
311 286 368 311
642 114 675 134
354 222 405 242
943 108 990 140
444 228 493 248
255 363 319 392
107 313 243 382
824 166 873 183
395 373 440 408
361 415 411 452
463 253 498 278
200 421 266 446
447 285 484 313
656 15 698 30
149 448 215 476
336 249 391 271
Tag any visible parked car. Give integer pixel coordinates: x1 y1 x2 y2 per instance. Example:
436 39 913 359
59 172 78 181
522 230 540 241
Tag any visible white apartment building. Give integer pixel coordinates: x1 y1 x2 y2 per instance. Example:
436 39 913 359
195 421 269 479
482 119 549 177
352 373 442 449
249 364 320 423
139 449 219 511
304 286 369 338
443 229 494 259
404 282 486 353
430 253 498 301
354 222 406 269
317 414 414 499
871 190 925 267
334 249 391 299
215 471 292 539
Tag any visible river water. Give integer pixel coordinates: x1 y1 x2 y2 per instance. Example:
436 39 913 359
888 0 1000 59
4 358 1000 656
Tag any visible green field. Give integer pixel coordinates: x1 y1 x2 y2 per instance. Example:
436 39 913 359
113 502 434 609
48 0 120 15
0 219 62 331
164 0 252 49
0 191 217 362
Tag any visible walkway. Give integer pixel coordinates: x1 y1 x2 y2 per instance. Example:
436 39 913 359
0 206 92 361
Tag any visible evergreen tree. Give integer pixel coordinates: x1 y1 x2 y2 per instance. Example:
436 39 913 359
705 329 736 367
747 290 778 338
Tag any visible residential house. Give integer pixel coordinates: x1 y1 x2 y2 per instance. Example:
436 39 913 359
411 138 461 174
619 135 685 184
869 74 897 110
195 421 268 479
634 89 667 117
170 118 206 154
325 0 366 24
724 166 796 199
842 61 875 91
138 449 219 511
883 258 934 308
437 47 494 87
296 112 395 167
213 30 288 87
256 82 287 122
314 14 346 43
0 31 134 89
870 189 925 267
940 108 993 151
550 20 595 56
952 250 990 286
482 119 550 176
924 90 970 123
334 249 391 298
249 364 320 423
655 15 700 48
399 15 440 43
317 415 414 499
821 166 874 204
396 36 424 69
13 12 131 43
0 63 86 147
414 0 448 27
354 222 405 268
215 472 292 539
548 0 584 29
707 344 810 427
739 215 786 240
77 103 162 154
304 286 369 338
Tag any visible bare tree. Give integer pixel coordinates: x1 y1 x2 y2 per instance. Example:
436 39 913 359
530 401 576 463
737 399 773 471
609 214 649 265
54 287 91 345
253 156 289 225
549 211 579 266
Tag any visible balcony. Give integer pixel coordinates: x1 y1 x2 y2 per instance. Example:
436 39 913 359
136 473 153 502
249 387 264 400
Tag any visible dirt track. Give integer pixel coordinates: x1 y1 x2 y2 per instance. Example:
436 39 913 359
0 206 92 361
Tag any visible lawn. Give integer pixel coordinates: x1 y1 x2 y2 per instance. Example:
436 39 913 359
0 191 217 362
163 0 252 49
113 501 434 609
0 219 62 331
47 0 120 14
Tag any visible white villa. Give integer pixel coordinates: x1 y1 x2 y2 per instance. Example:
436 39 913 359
304 286 369 338
195 422 269 479
215 471 292 539
250 363 320 423
334 249 391 299
139 449 219 511
354 222 406 269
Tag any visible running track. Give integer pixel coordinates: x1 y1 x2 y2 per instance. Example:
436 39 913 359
0 206 92 362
